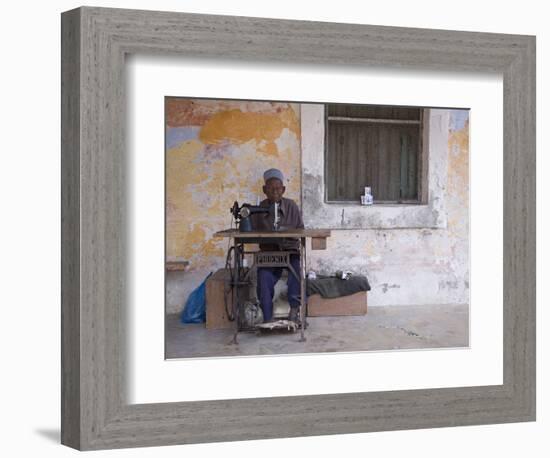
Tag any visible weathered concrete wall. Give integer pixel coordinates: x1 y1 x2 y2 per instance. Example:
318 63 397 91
166 99 301 313
166 100 469 313
305 108 469 306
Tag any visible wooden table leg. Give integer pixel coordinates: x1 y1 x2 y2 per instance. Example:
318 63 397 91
231 239 239 344
299 237 306 342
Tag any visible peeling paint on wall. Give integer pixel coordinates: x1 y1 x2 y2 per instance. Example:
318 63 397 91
307 109 470 307
166 98 301 279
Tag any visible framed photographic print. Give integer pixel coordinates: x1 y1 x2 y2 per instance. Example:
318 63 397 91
61 6 535 450
162 96 473 361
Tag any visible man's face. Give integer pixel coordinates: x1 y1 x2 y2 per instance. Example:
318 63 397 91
262 178 285 203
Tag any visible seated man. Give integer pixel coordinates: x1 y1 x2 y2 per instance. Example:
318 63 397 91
252 168 304 323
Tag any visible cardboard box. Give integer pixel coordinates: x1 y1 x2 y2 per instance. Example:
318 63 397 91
205 269 233 329
307 291 367 317
205 269 250 329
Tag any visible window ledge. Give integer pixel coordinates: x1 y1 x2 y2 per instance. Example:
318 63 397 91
325 201 425 207
304 190 446 229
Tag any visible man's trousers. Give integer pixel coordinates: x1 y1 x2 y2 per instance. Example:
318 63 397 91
256 254 301 322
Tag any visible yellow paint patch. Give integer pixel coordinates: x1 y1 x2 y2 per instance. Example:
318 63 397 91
185 225 205 248
202 238 225 258
364 238 377 256
166 140 209 186
447 122 469 193
446 120 470 235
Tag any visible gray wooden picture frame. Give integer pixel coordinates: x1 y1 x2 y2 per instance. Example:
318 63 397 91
61 6 536 451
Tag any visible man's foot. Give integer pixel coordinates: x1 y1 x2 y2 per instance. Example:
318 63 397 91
288 307 300 323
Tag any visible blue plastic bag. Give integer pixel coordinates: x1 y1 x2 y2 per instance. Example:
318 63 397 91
180 272 212 324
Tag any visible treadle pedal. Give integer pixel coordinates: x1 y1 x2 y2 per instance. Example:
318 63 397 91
255 319 299 333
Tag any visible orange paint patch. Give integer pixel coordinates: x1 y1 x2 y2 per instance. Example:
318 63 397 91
199 108 295 146
262 141 279 156
279 106 301 138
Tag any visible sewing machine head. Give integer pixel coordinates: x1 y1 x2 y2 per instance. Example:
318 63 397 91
230 201 281 232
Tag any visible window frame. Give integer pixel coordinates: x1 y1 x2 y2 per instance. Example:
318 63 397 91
323 105 430 205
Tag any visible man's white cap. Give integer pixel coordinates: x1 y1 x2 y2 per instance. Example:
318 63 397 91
263 168 284 183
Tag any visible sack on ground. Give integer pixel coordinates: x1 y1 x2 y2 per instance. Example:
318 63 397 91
180 272 213 324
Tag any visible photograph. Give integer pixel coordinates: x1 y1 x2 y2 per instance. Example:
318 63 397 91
165 97 470 358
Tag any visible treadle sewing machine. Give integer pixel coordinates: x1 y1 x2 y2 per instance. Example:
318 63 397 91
214 201 331 344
